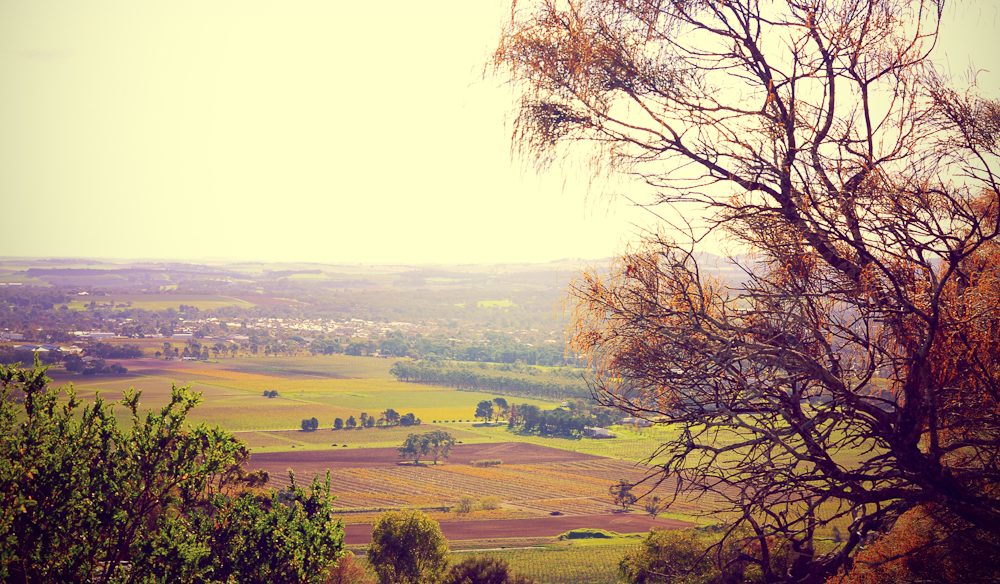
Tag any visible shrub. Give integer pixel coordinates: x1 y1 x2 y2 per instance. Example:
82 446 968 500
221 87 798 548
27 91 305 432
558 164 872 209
471 459 503 467
0 359 344 583
479 496 502 510
456 495 476 514
443 556 536 584
559 528 616 540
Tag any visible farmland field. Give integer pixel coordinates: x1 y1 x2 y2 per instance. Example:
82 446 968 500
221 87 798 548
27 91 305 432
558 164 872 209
49 355 560 433
458 539 641 584
45 353 704 582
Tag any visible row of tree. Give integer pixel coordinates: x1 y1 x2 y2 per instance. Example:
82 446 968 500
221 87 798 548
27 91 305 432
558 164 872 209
390 360 590 401
332 408 420 431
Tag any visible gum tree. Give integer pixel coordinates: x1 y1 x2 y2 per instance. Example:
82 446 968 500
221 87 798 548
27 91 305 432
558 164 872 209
495 0 1000 581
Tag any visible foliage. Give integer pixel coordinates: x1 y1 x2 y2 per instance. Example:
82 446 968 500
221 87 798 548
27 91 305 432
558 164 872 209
456 495 477 514
368 509 449 584
619 526 767 584
471 459 503 467
301 416 320 431
443 555 536 584
326 551 376 584
475 400 494 423
831 505 1000 583
391 360 590 401
508 400 623 437
0 358 344 583
644 495 662 519
558 528 616 540
399 430 456 465
496 0 1000 579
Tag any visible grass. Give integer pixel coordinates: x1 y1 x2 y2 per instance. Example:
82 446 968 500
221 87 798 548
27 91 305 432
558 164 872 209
50 355 562 436
460 537 641 583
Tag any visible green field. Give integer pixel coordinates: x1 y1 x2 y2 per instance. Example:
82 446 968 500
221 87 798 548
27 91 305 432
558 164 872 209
449 536 640 584
54 355 562 435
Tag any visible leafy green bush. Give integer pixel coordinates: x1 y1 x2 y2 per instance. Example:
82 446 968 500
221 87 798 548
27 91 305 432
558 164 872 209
0 358 344 583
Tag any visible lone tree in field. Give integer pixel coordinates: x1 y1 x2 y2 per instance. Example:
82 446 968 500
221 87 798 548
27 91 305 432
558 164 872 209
496 0 1000 580
610 479 637 512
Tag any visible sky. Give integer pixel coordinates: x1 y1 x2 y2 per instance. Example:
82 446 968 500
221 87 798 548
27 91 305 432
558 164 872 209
0 1 997 265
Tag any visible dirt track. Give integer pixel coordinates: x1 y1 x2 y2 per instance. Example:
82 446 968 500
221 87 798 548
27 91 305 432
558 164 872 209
344 514 691 545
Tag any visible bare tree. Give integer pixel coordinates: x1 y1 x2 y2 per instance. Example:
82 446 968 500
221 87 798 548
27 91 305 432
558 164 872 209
495 0 999 581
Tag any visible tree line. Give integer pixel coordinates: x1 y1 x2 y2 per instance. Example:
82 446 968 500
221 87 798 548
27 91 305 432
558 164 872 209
506 401 625 438
330 408 421 431
390 360 591 401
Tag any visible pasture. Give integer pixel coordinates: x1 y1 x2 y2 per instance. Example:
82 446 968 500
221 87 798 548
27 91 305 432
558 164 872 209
45 353 729 581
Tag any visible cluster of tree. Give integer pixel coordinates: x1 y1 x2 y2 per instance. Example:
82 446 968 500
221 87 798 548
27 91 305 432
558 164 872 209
474 397 509 422
398 430 455 465
62 354 129 376
507 401 625 438
262 389 279 398
84 341 142 359
300 417 320 432
333 408 420 430
390 360 590 401
0 360 344 583
495 0 1000 578
0 347 62 367
367 509 535 584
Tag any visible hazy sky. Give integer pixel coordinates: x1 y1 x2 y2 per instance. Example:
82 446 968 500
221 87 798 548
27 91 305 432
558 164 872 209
1 1 997 265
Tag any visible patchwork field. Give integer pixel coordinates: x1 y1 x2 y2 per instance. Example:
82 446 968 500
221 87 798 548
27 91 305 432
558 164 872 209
45 353 707 582
49 355 560 433
249 441 706 547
